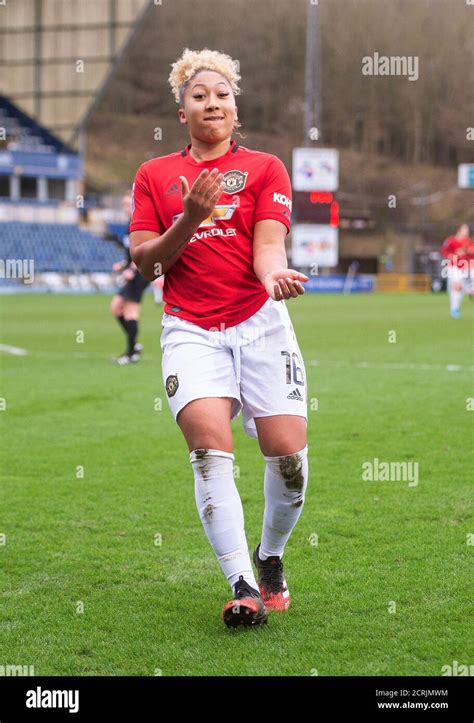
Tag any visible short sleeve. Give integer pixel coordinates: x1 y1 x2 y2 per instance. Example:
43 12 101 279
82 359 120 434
441 238 453 257
129 164 165 234
253 155 292 234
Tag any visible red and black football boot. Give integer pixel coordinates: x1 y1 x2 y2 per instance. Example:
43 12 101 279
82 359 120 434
253 543 291 612
222 575 268 628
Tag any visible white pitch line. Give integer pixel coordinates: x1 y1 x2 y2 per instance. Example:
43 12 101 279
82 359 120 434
1 347 471 372
309 360 474 372
30 350 152 361
0 343 28 356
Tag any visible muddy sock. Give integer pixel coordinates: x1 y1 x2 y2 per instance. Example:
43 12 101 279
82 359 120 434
259 445 309 560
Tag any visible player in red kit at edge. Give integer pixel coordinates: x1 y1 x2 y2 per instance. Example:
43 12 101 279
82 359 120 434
441 224 474 319
130 48 310 628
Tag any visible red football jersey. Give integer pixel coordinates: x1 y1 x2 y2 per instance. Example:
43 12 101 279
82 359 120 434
441 236 474 268
129 139 292 330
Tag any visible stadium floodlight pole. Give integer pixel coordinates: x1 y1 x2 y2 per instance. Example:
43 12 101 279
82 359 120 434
304 0 322 147
33 0 43 120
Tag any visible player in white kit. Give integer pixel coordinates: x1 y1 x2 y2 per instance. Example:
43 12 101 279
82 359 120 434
129 48 310 628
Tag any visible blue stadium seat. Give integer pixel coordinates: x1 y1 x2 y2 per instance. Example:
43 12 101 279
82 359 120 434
0 222 124 272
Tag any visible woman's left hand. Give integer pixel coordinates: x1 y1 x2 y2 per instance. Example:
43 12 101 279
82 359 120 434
263 269 309 300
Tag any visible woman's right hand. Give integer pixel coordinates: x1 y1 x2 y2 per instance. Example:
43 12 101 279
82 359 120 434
179 168 225 226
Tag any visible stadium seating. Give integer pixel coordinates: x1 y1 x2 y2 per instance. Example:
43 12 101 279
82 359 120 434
0 222 123 273
0 96 72 154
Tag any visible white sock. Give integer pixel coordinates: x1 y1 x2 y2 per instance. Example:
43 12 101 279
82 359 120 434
259 445 309 560
190 448 258 591
450 288 463 312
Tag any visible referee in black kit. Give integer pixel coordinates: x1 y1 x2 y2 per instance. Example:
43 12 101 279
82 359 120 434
110 192 150 365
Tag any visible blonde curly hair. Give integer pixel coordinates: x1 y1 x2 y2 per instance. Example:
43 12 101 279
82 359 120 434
168 47 243 133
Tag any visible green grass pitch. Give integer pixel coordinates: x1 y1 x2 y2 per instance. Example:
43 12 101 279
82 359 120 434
0 292 472 676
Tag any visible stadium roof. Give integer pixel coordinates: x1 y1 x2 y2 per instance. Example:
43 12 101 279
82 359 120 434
0 0 152 149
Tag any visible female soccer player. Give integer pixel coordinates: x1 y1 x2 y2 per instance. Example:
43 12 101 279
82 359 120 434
130 48 310 628
441 224 474 318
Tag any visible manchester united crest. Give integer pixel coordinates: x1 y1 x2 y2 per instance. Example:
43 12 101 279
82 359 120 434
223 170 248 194
165 374 179 397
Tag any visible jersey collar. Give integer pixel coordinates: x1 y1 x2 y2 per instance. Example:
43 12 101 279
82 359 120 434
181 139 239 165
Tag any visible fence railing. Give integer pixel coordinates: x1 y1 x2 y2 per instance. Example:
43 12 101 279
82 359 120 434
375 273 431 292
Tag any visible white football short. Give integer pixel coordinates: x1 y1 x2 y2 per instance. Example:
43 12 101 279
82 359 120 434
160 296 308 439
447 265 469 291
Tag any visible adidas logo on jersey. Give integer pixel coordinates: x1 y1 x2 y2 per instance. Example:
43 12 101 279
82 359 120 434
287 388 304 401
166 183 180 196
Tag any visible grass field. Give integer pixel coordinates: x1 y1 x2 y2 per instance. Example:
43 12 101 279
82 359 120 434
0 292 472 676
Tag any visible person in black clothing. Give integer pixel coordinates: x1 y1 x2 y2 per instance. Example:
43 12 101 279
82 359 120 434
110 193 150 364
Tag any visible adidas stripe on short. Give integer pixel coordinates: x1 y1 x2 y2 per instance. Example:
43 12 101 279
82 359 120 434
160 296 308 439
